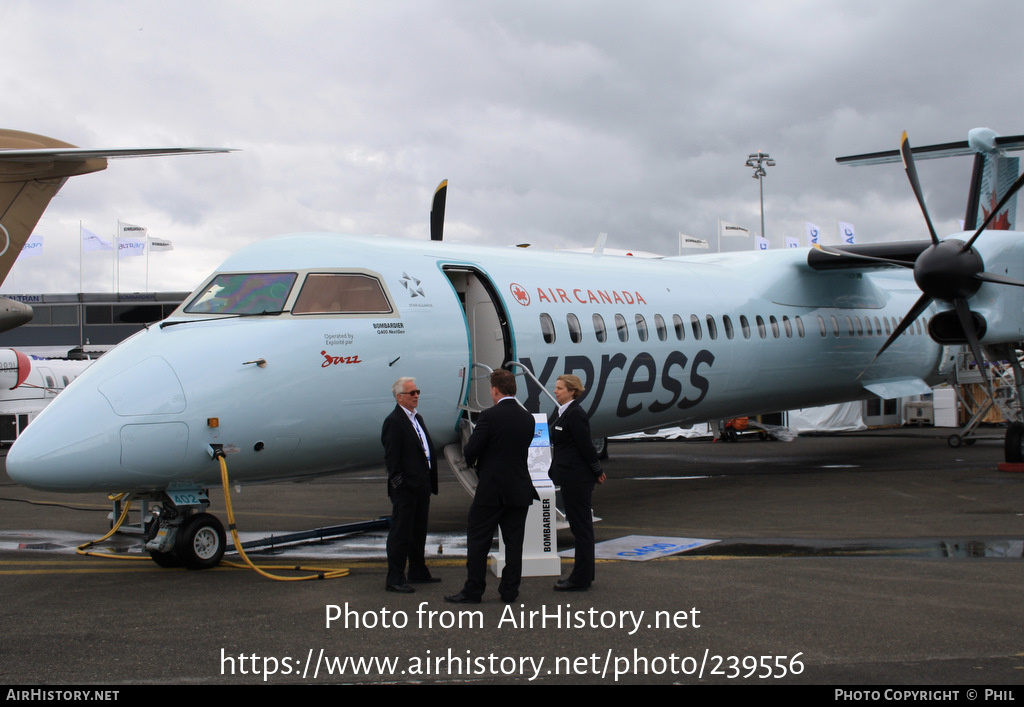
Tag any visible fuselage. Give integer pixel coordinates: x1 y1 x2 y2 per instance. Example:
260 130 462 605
7 232 954 493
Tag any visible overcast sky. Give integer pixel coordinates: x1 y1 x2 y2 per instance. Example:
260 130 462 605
3 0 1022 294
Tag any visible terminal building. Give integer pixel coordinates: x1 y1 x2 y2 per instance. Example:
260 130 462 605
0 292 189 350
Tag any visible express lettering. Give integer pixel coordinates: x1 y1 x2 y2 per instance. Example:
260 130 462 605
520 349 714 418
320 351 363 367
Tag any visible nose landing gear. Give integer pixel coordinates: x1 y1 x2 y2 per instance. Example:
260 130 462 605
146 489 226 570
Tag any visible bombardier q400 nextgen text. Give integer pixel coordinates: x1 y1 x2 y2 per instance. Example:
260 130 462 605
8 129 1024 570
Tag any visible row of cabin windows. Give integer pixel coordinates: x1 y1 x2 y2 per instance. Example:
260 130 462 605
539 312 928 345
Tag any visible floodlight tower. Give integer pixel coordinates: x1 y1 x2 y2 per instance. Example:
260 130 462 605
745 150 775 240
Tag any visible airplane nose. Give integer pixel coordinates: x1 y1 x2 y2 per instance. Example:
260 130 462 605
7 355 190 492
0 298 34 334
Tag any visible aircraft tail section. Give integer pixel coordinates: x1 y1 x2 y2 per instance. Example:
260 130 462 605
964 146 1018 231
837 127 1024 232
0 130 108 284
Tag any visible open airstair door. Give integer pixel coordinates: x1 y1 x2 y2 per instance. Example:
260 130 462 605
441 265 515 497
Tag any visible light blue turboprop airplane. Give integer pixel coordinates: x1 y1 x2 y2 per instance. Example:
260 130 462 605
8 129 1024 570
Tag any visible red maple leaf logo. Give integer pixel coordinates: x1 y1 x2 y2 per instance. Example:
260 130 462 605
982 190 1012 230
509 283 530 306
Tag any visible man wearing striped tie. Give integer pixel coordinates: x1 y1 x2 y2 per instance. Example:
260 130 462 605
381 377 440 593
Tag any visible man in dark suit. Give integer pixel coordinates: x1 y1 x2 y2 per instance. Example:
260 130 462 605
381 377 439 593
445 369 538 604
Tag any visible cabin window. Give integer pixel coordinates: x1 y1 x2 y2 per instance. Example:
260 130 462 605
615 314 629 342
795 315 805 338
915 319 923 335
705 315 718 340
769 315 780 338
739 315 750 339
635 314 649 342
540 313 556 343
817 315 826 337
654 314 667 341
722 314 734 340
593 314 607 343
293 273 392 314
673 314 685 341
756 315 766 339
567 314 582 343
782 315 793 338
690 314 702 341
186 272 297 315
45 376 55 388
830 315 840 337
865 317 873 336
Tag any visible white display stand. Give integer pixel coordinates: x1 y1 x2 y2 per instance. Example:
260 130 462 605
491 413 561 578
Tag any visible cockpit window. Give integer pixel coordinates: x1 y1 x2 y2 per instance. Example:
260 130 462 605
185 273 297 315
293 273 392 314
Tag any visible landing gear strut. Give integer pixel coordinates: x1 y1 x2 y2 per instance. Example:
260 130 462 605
145 490 226 570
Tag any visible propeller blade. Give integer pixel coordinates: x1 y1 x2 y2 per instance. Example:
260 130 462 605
975 271 1024 288
954 297 994 399
962 168 1024 251
429 179 447 242
900 132 940 245
859 292 933 378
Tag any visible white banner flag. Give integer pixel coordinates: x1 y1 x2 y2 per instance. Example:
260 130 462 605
679 233 708 251
118 237 146 258
785 236 800 248
720 220 750 238
19 233 43 258
119 221 147 239
754 235 770 251
838 221 856 244
82 226 112 252
148 237 174 252
805 221 821 245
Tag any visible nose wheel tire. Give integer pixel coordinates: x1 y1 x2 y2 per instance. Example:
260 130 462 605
174 513 226 570
148 549 182 568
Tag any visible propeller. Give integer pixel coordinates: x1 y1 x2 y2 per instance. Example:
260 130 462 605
831 132 1024 388
430 179 447 241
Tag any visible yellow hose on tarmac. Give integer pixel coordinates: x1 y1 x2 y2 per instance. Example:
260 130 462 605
217 454 349 580
74 464 350 580
75 493 151 560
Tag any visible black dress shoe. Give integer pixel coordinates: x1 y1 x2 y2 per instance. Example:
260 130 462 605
553 579 589 592
386 583 415 593
444 591 481 604
501 593 519 604
408 576 441 584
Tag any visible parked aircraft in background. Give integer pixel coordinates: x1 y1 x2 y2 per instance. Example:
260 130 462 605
0 348 94 445
8 129 1024 570
0 129 231 332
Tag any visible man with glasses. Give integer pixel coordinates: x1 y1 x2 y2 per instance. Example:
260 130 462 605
381 377 439 593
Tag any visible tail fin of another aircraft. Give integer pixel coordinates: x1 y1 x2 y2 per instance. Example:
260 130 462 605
0 128 232 286
836 127 1024 232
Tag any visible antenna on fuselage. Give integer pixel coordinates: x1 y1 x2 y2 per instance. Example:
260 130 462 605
430 179 447 241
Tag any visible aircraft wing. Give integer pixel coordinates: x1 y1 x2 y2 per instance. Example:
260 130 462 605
0 146 233 162
837 134 1024 166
